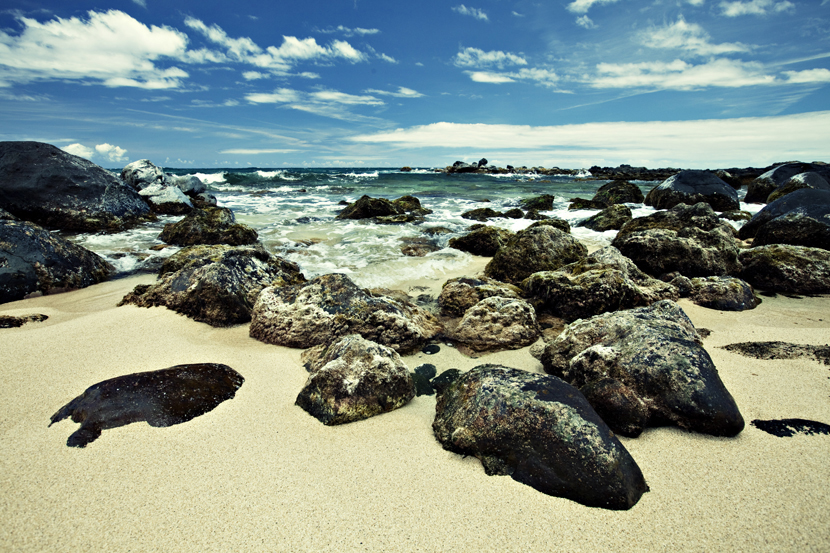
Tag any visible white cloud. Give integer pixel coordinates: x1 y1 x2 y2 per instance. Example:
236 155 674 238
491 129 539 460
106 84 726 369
576 16 597 29
719 0 795 16
243 71 267 80
246 88 302 104
465 67 559 87
453 47 527 69
452 5 489 21
317 26 380 37
244 87 385 121
310 90 383 105
95 143 128 163
365 86 424 98
219 148 298 154
62 143 95 159
589 58 775 89
783 68 830 83
0 10 189 89
640 18 750 56
468 71 516 83
132 0 147 7
567 0 620 14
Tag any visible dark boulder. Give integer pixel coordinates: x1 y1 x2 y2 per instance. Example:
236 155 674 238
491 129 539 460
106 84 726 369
568 198 607 210
448 225 514 256
645 170 739 212
721 341 830 365
520 194 555 211
0 313 48 328
745 162 830 204
433 364 648 510
541 300 745 438
461 207 503 222
738 244 830 294
485 225 587 284
577 204 632 232
688 276 758 311
447 161 480 174
438 276 522 317
159 207 258 246
0 141 152 231
739 189 830 250
1 217 114 304
447 296 539 351
767 172 830 203
528 218 571 233
592 180 644 206
336 195 432 222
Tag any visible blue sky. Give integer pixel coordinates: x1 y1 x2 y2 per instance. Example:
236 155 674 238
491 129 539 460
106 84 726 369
1 0 829 168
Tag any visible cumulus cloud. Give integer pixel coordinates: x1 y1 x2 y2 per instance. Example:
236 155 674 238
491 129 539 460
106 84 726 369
640 18 751 56
566 0 620 14
0 10 189 89
453 47 527 69
452 5 489 21
95 143 128 163
783 68 830 83
719 0 795 16
62 143 95 159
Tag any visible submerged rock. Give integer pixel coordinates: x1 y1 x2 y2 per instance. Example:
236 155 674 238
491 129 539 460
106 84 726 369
433 364 648 510
159 207 258 246
645 170 739 212
447 296 539 351
484 225 587 284
49 363 244 447
438 276 522 317
738 244 830 294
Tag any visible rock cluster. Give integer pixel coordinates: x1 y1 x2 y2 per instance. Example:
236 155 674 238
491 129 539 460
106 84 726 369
336 194 432 223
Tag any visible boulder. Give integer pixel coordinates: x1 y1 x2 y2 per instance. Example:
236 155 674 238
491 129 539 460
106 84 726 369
577 204 632 232
119 244 304 326
296 335 415 425
249 273 442 353
0 313 48 328
612 202 741 277
527 218 571 233
688 276 758 311
159 207 258 246
0 141 152 231
138 183 193 215
767 172 830 203
739 189 830 250
745 162 830 204
447 161 480 174
438 276 522 317
540 300 745 438
592 180 644 206
522 246 678 322
448 225 514 256
503 208 524 219
432 364 648 510
168 174 207 197
485 225 587 284
645 170 739 212
447 296 539 351
461 207 503 222
523 209 550 220
519 194 555 211
121 159 165 190
1 217 114 304
336 194 431 221
738 244 830 294
568 198 607 210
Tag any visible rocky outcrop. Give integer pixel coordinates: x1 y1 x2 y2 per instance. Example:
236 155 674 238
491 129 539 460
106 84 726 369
0 141 152 231
645 170 739 212
121 159 208 213
432 364 648 510
522 246 678 322
541 300 745 438
688 276 758 311
250 273 442 353
447 296 539 351
296 335 415 425
520 194 556 211
767 172 830 203
159 207 258 246
120 244 304 326
461 207 503 222
121 159 165 190
137 183 193 215
611 202 741 277
588 165 680 181
438 276 522 317
448 225 514 256
738 244 830 294
484 225 587 284
592 180 644 206
577 204 632 231
738 189 830 251
744 162 830 204
336 195 432 221
1 216 114 304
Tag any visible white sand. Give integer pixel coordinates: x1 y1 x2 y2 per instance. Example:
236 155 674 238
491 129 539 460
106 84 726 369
1 269 829 552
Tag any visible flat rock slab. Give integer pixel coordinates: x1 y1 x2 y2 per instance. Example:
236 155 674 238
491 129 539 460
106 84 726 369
49 363 244 447
752 419 830 438
0 313 48 328
721 341 830 365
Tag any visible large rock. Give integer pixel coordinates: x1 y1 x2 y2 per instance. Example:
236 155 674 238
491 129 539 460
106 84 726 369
738 244 830 294
438 276 522 317
159 207 258 246
645 170 739 212
484 225 587 284
522 246 678 321
249 273 442 353
592 180 644 206
738 189 830 250
0 141 152 231
120 244 304 326
519 194 556 211
447 296 539 351
541 300 745 438
688 276 758 311
296 335 415 425
461 207 503 222
745 162 830 204
612 202 741 277
1 216 114 304
577 204 632 232
448 225 514 256
336 195 431 220
432 364 648 510
138 183 193 215
121 159 166 190
767 172 830 203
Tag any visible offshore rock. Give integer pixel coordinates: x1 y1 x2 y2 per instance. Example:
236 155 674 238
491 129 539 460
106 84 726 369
612 202 741 277
485 225 587 284
336 194 431 220
138 182 193 215
120 244 305 326
568 198 607 211
738 244 830 294
432 364 648 510
767 172 830 203
49 363 244 447
250 273 442 353
591 179 644 206
1 217 115 304
0 141 152 231
448 225 514 256
745 162 830 204
688 276 758 311
588 165 679 181
296 335 415 425
448 296 539 352
645 170 739 212
461 207 503 222
159 207 258 246
541 300 745 438
520 194 556 211
522 246 678 322
438 276 522 317
738 189 830 250
577 204 632 232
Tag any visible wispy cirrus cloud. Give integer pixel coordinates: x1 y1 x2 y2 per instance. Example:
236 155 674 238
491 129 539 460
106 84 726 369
452 5 489 21
364 86 424 98
639 18 751 56
566 0 620 14
719 0 795 16
316 25 381 37
244 87 385 121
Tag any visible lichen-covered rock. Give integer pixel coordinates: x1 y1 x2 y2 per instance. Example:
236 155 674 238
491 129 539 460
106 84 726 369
688 276 758 311
520 194 555 211
592 180 644 206
568 198 607 210
645 170 739 212
448 225 514 256
438 276 522 317
767 172 830 203
737 244 830 294
448 296 539 351
461 207 503 222
745 162 830 204
159 207 258 246
295 335 415 425
577 204 632 232
522 246 678 321
0 141 152 231
138 182 193 215
336 194 431 220
249 273 442 352
485 225 587 284
541 300 745 437
120 244 304 326
1 217 114 304
432 364 648 510
612 202 741 277
527 218 571 233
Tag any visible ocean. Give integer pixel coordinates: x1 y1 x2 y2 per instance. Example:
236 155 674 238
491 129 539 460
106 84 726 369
66 167 756 289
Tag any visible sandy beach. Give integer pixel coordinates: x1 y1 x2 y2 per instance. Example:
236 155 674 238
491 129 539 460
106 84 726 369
1 261 829 552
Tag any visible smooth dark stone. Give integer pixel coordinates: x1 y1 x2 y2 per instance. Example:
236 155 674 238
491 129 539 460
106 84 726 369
752 418 830 438
422 344 440 355
431 369 462 395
